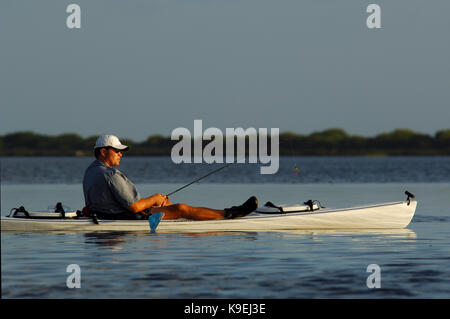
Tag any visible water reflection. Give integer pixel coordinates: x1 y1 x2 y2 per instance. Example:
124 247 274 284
271 228 417 238
83 231 132 249
81 228 416 250
82 230 260 246
154 228 417 239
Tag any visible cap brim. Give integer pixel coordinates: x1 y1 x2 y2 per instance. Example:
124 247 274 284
115 145 129 151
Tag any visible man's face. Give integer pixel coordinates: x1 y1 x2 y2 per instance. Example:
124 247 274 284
102 147 123 167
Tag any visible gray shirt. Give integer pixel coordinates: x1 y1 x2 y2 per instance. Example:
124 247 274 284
82 160 141 214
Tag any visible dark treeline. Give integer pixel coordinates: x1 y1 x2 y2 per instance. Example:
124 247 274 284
0 128 449 156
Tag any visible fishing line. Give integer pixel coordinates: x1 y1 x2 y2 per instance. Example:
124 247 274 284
288 137 299 175
165 163 233 197
280 135 299 175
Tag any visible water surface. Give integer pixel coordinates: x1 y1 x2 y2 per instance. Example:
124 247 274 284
1 157 450 299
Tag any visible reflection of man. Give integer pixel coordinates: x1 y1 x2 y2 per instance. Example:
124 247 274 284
82 135 258 220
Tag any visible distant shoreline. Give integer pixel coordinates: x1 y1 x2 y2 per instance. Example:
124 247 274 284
1 128 449 156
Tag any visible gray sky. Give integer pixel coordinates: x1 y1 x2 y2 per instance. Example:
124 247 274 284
1 0 449 141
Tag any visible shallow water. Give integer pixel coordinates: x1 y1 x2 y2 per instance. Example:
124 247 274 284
2 181 450 299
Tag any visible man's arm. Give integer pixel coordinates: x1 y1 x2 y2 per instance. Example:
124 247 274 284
128 193 168 214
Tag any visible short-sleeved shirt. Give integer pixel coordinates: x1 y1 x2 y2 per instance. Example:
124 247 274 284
82 160 141 214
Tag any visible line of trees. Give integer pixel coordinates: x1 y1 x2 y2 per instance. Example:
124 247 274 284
0 128 449 156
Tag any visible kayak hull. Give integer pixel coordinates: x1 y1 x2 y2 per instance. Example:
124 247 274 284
1 200 417 233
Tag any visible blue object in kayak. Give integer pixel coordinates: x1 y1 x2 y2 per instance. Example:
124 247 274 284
148 212 164 233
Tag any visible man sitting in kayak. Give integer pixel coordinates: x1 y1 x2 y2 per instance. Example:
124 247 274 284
82 135 258 220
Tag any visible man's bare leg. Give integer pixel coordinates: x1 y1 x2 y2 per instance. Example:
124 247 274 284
149 204 225 220
147 196 258 220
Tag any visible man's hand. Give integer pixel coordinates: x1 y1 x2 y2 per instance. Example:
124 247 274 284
161 195 169 206
128 193 169 213
153 193 168 207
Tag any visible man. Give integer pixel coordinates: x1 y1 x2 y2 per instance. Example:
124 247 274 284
82 135 258 220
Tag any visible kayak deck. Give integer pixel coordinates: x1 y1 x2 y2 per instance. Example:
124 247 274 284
1 200 417 233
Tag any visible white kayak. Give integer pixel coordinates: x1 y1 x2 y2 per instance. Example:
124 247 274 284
1 197 417 233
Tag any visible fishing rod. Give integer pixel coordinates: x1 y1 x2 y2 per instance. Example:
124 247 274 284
166 163 233 197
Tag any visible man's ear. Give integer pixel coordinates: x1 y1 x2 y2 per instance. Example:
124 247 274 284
99 147 108 158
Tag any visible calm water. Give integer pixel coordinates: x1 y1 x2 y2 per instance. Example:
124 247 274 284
2 156 450 184
1 157 450 299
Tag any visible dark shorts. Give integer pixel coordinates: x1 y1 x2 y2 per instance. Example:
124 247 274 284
93 210 149 220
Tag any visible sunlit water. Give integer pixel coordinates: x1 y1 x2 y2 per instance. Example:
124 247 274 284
1 157 450 298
